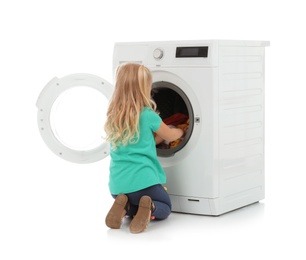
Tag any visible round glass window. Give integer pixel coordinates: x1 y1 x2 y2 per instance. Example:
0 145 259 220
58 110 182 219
50 86 108 151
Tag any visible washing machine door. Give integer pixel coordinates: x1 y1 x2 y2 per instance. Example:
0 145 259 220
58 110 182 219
36 73 113 164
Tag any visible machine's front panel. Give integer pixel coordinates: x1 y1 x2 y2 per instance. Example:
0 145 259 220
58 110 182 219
150 67 219 199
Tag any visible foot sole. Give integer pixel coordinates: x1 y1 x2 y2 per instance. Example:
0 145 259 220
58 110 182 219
105 194 128 229
129 196 152 234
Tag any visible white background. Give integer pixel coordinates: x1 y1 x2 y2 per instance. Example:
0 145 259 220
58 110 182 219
1 0 305 259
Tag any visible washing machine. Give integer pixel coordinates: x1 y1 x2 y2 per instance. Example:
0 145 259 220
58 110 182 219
37 40 269 216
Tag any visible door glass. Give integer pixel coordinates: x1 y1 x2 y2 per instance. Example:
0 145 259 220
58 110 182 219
50 86 108 151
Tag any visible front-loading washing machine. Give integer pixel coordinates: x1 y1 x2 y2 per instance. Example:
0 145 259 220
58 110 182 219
37 40 269 216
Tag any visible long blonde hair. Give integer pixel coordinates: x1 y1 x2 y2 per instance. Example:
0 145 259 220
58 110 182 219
104 63 157 149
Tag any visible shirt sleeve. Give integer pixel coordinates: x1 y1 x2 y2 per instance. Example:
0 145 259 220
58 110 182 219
146 109 162 132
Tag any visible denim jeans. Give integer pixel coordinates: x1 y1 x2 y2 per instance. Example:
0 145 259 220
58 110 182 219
112 184 172 220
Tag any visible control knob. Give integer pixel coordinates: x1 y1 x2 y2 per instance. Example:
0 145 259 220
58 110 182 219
153 48 163 60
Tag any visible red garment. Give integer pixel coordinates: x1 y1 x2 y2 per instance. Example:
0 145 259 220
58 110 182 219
162 113 188 126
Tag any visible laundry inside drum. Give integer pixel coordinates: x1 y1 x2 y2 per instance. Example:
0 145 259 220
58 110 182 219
151 81 194 157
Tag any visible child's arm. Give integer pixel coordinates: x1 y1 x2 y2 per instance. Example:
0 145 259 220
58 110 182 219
155 134 164 145
155 122 184 144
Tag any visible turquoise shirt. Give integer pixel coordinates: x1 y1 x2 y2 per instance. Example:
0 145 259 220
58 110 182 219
108 107 165 195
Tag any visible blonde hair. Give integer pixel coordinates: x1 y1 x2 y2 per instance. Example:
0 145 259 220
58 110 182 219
104 63 157 149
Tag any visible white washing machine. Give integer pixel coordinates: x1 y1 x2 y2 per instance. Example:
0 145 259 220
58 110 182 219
37 40 269 216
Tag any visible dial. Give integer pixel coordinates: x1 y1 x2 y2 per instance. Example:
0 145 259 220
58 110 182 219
153 48 163 60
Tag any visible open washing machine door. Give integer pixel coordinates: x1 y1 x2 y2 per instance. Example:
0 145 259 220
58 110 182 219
36 73 113 164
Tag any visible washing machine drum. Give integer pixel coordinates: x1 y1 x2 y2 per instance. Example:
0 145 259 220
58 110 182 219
152 81 194 157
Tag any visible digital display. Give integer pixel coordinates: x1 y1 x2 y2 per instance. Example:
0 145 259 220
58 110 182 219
176 46 208 58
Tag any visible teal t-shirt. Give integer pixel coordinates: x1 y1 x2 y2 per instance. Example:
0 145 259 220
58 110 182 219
108 107 165 195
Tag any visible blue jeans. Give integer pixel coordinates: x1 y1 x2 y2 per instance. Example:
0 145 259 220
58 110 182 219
112 184 172 220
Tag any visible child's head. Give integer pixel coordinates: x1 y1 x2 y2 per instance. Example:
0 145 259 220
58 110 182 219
115 63 152 103
104 63 156 148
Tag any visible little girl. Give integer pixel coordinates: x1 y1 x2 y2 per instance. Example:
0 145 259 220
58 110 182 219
104 63 184 233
